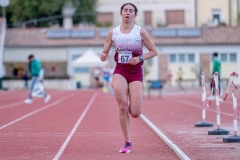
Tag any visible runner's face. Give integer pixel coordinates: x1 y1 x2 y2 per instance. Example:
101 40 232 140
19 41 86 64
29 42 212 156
121 4 136 23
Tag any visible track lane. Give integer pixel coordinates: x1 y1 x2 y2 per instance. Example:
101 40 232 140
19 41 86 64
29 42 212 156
0 90 95 159
143 95 240 160
0 91 66 125
2 90 239 160
59 91 179 160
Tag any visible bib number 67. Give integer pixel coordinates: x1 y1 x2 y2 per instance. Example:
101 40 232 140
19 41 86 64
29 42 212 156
120 55 130 63
118 51 132 64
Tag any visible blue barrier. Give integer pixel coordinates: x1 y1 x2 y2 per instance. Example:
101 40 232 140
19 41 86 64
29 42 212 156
147 80 163 98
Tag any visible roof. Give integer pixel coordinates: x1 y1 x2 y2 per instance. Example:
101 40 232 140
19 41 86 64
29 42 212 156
72 48 108 67
5 28 106 47
4 26 240 47
151 26 240 45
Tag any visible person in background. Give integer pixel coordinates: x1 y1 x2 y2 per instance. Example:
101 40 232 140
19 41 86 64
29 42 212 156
102 64 112 92
22 69 29 89
0 64 6 90
24 54 51 104
100 2 158 153
210 52 221 95
166 69 172 87
92 67 102 90
177 66 184 90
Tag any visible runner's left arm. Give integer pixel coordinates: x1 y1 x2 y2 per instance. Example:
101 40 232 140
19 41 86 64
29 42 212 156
140 28 158 60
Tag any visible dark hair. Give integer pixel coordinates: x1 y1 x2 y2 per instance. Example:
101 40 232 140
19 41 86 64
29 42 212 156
28 54 34 60
120 3 138 15
213 52 218 57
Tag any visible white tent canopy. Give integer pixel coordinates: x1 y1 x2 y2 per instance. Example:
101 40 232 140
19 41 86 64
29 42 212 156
72 48 108 67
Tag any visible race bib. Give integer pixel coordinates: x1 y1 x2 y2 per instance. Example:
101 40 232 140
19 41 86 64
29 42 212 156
118 51 132 63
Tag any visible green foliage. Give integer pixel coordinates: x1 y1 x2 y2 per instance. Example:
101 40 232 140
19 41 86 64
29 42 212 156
5 0 96 27
73 0 96 25
95 21 112 27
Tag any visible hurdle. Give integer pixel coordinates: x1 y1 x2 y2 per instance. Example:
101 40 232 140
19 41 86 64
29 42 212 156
208 72 229 135
222 72 240 142
195 72 213 127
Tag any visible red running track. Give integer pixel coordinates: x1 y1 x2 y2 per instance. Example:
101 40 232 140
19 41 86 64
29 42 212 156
0 90 178 160
143 92 240 160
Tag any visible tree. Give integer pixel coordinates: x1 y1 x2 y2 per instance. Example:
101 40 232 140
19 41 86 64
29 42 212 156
4 0 96 27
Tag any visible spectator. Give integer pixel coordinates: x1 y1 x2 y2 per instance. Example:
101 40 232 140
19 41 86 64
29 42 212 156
92 67 102 90
210 52 221 95
24 54 51 104
22 69 29 89
102 65 112 92
166 69 172 87
177 66 184 90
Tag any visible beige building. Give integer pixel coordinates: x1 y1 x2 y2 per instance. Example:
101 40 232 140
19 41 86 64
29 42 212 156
96 0 196 28
97 0 240 28
196 0 240 27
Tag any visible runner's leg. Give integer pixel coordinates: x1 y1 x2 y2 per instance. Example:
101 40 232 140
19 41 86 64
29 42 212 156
128 81 144 118
29 76 37 99
112 74 130 141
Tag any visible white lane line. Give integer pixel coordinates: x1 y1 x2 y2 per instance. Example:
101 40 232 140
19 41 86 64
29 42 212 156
52 92 98 160
0 92 62 110
0 95 24 102
0 94 74 130
140 114 191 160
0 101 24 110
165 97 236 118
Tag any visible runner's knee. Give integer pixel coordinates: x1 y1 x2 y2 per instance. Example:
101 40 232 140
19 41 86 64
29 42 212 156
129 110 141 118
119 106 128 115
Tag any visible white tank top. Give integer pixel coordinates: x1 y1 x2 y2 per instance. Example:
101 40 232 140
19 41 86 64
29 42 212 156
112 24 143 64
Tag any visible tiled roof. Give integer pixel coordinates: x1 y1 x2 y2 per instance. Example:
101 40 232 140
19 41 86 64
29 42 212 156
5 28 106 47
151 26 240 45
5 26 240 47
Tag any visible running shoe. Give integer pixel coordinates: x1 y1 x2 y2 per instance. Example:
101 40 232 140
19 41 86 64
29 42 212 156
44 95 51 103
24 98 32 104
119 141 132 153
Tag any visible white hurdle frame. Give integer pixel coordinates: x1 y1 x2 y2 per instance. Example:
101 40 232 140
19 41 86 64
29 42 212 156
213 72 221 129
229 72 238 136
201 72 207 121
222 72 240 142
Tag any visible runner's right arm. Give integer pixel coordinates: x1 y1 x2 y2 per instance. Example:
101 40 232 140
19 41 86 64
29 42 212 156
101 29 113 62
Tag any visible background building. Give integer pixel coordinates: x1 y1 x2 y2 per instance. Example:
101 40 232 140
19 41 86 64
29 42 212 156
196 0 240 27
96 0 195 28
2 0 240 89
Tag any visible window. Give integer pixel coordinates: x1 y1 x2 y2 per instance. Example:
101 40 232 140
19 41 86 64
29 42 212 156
218 53 237 63
188 54 195 62
169 54 176 63
74 67 89 73
229 53 237 62
165 10 185 26
144 11 152 26
220 53 227 62
212 9 222 25
96 12 113 26
169 53 195 63
179 54 185 62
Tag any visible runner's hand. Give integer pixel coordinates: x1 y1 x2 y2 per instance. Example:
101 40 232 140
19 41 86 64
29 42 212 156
128 57 140 65
100 53 108 61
